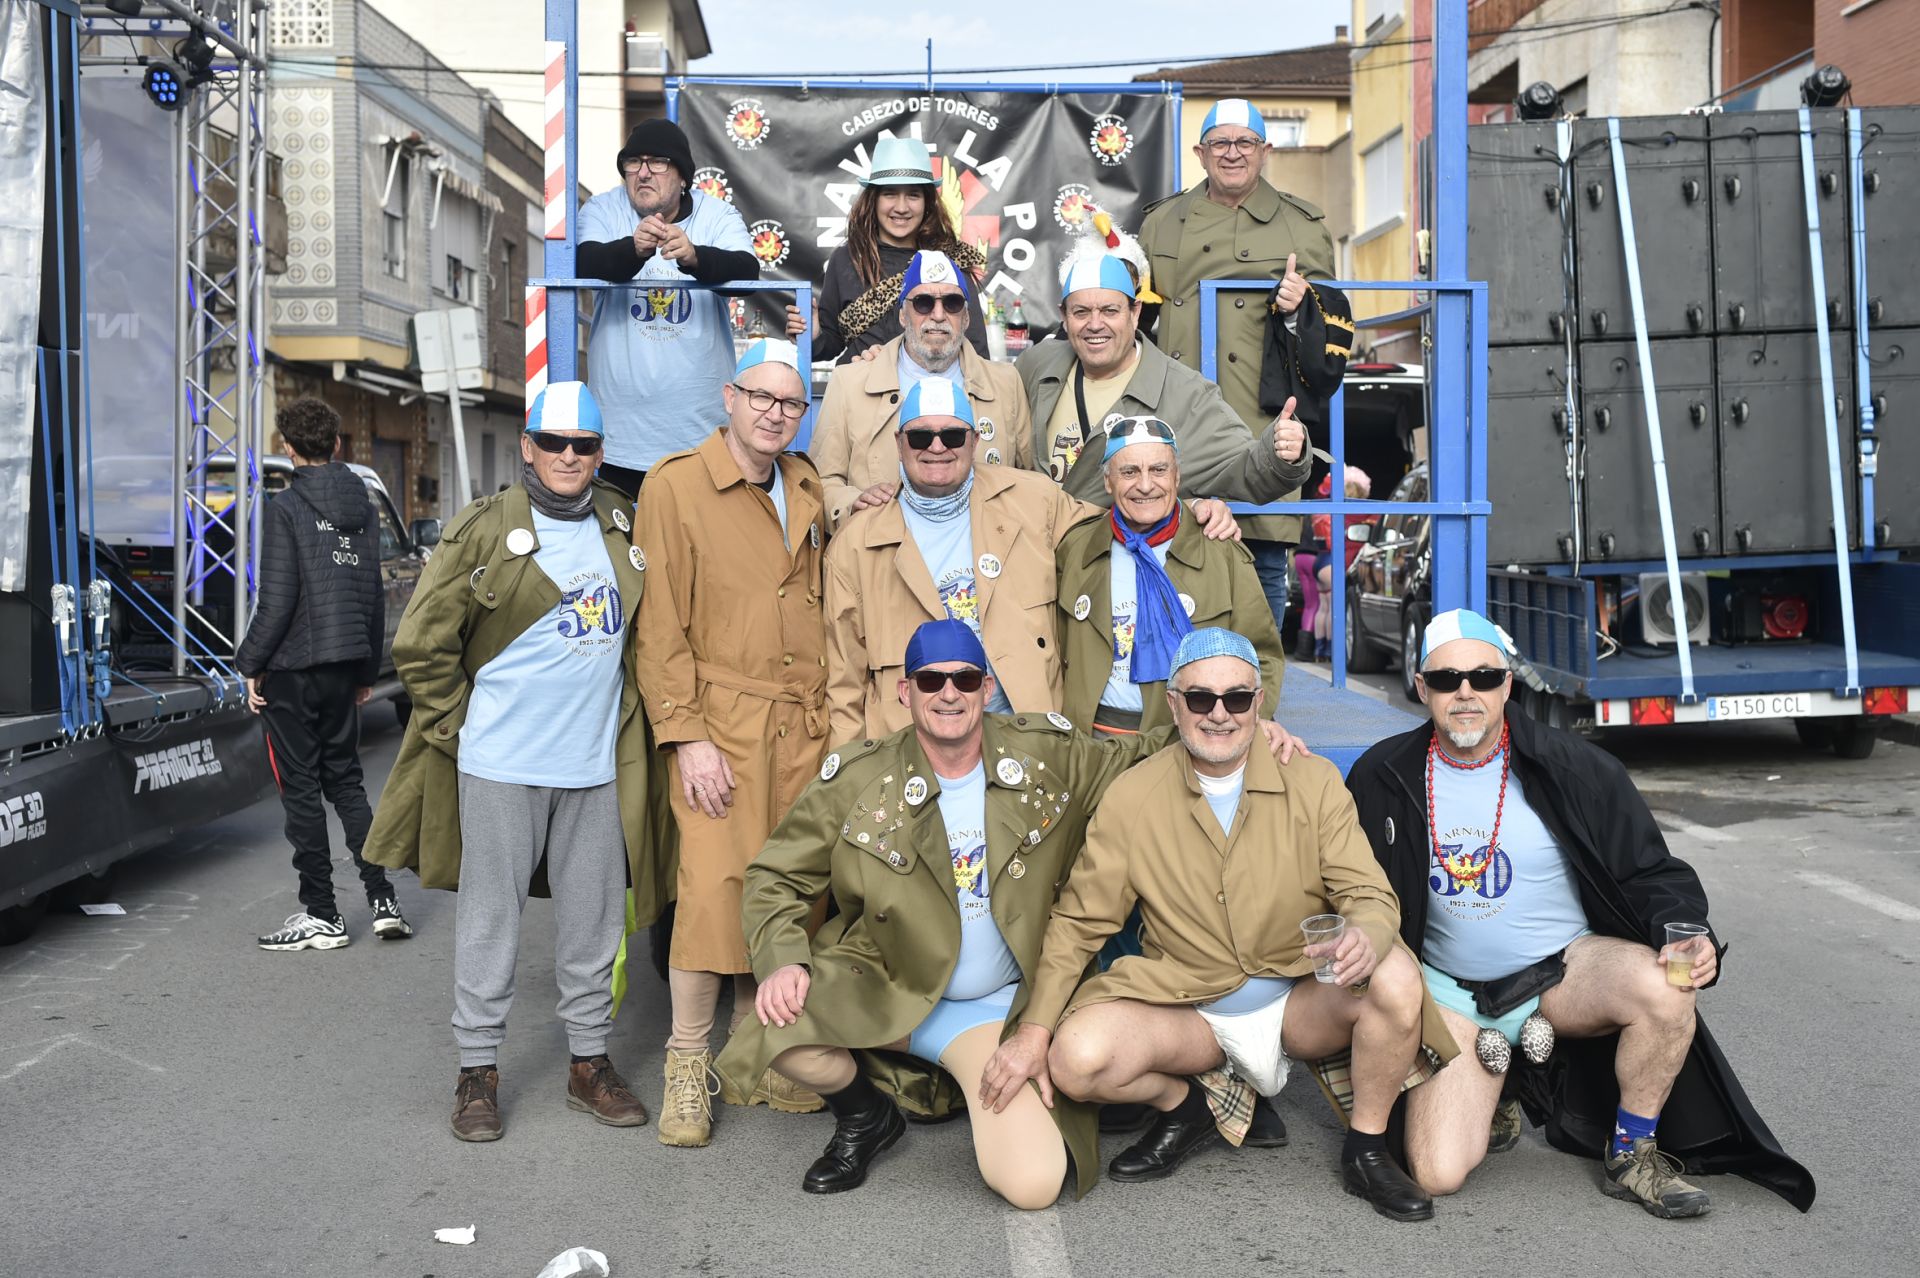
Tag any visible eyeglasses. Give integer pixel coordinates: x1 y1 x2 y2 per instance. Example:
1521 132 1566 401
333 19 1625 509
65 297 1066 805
903 426 973 451
621 157 675 176
911 668 986 695
1419 667 1509 693
908 293 969 316
527 432 603 456
731 383 810 420
1176 687 1258 716
1203 137 1265 156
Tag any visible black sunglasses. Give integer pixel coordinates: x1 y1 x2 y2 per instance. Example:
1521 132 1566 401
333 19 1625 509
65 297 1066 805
1419 667 1509 693
527 432 603 457
904 426 973 451
1177 687 1258 716
909 293 968 316
911 668 986 695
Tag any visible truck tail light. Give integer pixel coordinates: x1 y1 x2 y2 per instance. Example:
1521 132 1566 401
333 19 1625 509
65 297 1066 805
1630 696 1675 725
1864 687 1908 716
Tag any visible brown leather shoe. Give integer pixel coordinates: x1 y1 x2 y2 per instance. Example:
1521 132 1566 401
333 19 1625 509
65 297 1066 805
567 1055 650 1127
451 1066 502 1142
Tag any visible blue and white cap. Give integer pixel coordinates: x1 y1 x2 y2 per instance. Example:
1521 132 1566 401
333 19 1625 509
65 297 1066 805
1169 627 1259 677
525 380 604 435
896 250 971 306
1200 99 1268 142
1060 253 1137 301
899 377 976 430
1102 414 1177 461
1420 608 1517 664
734 338 803 377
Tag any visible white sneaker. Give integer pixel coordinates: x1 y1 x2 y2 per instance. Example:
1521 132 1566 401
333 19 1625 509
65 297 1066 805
258 912 350 951
370 897 413 939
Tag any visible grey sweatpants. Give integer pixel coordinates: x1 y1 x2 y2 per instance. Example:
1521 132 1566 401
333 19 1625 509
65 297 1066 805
452 773 625 1068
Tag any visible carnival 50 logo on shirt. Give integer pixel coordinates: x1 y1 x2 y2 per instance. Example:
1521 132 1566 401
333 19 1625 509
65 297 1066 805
557 573 624 656
631 287 694 328
133 739 223 794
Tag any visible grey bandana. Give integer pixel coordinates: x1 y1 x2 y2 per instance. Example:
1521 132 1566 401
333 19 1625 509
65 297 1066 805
522 461 595 521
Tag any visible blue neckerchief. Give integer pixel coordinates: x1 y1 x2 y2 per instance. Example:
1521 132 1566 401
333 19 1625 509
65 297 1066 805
1112 506 1192 683
899 465 973 523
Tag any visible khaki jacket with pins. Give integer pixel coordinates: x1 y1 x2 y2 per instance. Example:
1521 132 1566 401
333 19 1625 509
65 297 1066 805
823 465 1100 746
810 336 1035 530
633 429 830 974
1021 740 1459 1071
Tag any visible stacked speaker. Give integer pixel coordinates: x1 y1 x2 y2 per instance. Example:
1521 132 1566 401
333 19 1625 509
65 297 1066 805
1467 107 1920 567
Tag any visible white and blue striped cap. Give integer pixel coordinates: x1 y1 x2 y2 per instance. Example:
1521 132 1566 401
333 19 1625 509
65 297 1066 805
1060 253 1137 302
1200 99 1268 141
525 380 604 435
734 338 803 377
899 377 976 430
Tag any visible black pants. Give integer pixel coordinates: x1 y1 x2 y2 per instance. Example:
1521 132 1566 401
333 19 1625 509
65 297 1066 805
596 463 646 501
259 662 388 918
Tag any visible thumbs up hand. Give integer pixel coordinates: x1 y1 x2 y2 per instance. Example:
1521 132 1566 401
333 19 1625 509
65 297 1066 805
1273 396 1306 464
1275 252 1308 314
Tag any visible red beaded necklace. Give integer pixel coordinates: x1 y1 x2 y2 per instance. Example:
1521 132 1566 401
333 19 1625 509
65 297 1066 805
1426 722 1511 891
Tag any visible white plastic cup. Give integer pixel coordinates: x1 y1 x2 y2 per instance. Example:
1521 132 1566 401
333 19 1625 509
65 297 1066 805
1301 913 1347 983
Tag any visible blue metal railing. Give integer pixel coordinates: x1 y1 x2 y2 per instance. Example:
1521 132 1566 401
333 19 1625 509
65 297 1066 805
1198 277 1492 693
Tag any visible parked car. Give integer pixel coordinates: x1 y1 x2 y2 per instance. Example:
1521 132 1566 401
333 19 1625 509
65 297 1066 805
1345 461 1431 700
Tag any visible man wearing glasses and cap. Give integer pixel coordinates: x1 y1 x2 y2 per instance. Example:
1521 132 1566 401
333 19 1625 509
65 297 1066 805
577 117 760 497
1345 609 1814 1218
984 627 1454 1222
633 339 832 1147
1138 98 1339 639
823 377 1242 746
812 248 1033 530
718 619 1300 1205
365 382 655 1144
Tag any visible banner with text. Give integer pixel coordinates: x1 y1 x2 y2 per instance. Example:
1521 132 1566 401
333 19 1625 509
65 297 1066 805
672 85 1177 330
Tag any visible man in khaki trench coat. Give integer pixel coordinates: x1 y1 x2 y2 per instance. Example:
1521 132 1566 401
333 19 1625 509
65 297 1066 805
1138 99 1338 626
985 628 1457 1223
1056 415 1284 737
810 248 1034 530
633 339 830 1146
365 382 654 1143
1015 254 1310 510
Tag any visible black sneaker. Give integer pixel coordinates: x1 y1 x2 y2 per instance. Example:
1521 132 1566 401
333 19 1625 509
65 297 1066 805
371 897 413 940
258 912 349 951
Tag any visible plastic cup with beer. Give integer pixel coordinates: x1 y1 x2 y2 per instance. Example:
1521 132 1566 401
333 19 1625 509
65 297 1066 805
1301 914 1347 983
1664 922 1709 987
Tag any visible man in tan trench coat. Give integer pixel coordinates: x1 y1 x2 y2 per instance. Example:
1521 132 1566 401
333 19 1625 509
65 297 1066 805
633 339 830 1147
365 382 655 1143
810 248 1034 530
985 628 1457 1223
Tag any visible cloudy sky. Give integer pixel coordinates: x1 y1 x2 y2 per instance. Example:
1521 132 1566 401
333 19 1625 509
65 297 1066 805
690 1 1352 81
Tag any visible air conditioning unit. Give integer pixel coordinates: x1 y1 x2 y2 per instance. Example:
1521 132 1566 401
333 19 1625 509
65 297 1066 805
1639 572 1710 646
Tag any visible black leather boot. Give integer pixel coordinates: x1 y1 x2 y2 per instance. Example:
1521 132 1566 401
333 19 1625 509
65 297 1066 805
1107 1080 1219 1182
1340 1145 1434 1222
1242 1095 1290 1148
802 1073 906 1195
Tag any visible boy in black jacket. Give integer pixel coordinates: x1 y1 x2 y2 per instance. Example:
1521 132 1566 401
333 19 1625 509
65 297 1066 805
238 398 410 950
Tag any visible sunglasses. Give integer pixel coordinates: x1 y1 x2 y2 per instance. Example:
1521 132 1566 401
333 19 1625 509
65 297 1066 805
903 426 973 451
911 668 986 695
1177 687 1258 716
527 432 603 456
909 293 969 316
1419 667 1509 693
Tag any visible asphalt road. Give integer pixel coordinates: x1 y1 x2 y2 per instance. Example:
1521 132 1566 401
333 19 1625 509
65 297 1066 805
2 693 1915 1277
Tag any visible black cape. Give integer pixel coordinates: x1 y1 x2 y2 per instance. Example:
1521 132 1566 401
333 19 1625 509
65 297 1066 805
1345 708 1815 1212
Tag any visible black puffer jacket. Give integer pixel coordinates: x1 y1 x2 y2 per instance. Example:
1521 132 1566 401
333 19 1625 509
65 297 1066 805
236 462 384 683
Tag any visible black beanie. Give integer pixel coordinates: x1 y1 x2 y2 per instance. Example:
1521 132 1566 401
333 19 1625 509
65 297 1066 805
618 118 694 183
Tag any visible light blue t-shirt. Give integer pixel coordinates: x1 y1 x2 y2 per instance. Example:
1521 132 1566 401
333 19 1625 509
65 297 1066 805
459 511 625 787
900 499 1013 714
579 188 753 472
1099 540 1173 714
1423 745 1589 981
896 346 963 400
937 763 1021 1000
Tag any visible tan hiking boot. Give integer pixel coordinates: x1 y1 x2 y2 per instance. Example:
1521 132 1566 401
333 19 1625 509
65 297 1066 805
1603 1137 1712 1218
749 1066 826 1114
658 1048 718 1147
451 1066 502 1142
567 1055 649 1127
1489 1097 1523 1153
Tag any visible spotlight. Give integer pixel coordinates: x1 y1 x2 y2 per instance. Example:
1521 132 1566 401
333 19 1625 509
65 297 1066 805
143 57 190 111
1515 81 1564 121
1800 64 1850 108
103 0 143 16
178 33 218 81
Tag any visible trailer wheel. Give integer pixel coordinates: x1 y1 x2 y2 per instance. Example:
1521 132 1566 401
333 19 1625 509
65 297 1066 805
1793 718 1835 752
0 894 48 947
1829 717 1878 760
1399 607 1428 702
